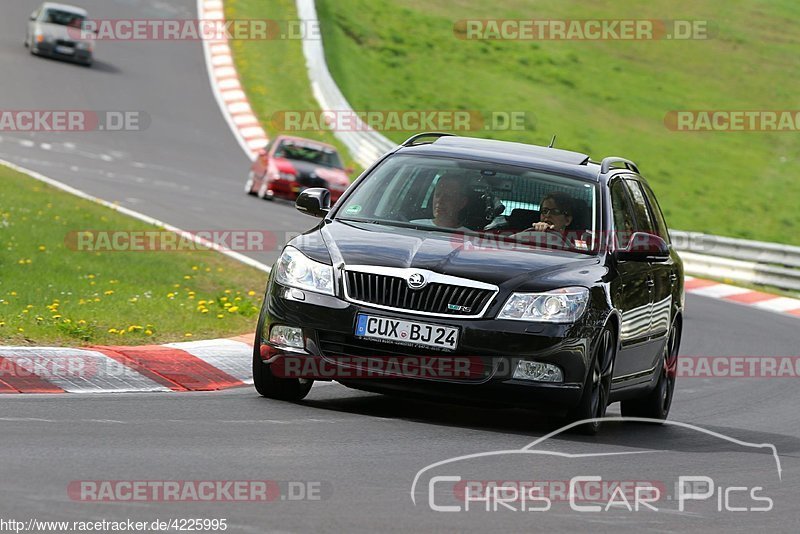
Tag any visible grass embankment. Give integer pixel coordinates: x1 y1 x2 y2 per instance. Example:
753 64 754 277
0 164 266 347
313 0 800 245
224 0 361 172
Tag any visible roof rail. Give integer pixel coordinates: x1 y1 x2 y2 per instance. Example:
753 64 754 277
402 132 456 147
600 157 639 175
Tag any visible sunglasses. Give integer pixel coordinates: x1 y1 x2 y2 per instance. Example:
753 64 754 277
540 207 568 216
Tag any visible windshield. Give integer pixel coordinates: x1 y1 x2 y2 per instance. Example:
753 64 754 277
336 154 599 254
274 140 343 169
42 9 86 27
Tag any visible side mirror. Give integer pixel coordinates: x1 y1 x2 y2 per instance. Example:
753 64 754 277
616 232 670 262
295 188 330 218
30 14 37 20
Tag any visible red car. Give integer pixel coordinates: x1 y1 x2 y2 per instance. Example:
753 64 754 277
245 136 351 203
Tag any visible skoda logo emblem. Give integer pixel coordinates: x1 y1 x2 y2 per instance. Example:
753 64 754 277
407 272 427 290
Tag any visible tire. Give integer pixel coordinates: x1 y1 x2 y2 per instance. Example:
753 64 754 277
565 326 616 435
245 172 256 195
252 310 313 401
620 319 680 422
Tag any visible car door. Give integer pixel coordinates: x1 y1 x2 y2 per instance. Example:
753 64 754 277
608 178 655 381
636 180 678 339
622 177 669 373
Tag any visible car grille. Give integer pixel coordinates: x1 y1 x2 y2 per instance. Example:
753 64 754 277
55 39 75 48
296 172 327 188
344 270 495 317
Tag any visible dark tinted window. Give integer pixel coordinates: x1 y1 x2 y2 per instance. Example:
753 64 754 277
609 179 636 243
624 179 656 234
640 182 671 243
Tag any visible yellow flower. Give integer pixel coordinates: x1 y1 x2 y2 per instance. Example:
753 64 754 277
108 328 118 333
10 292 17 296
93 297 101 302
104 290 114 296
234 297 242 302
183 275 191 280
224 289 232 294
52 315 62 320
145 329 153 336
22 309 29 314
205 267 211 272
184 333 193 338
26 304 34 308
0 321 5 327
227 306 239 313
87 274 95 279
78 320 86 325
191 266 199 271
173 283 180 288
247 290 256 296
201 309 209 314
217 267 223 272
198 300 207 305
217 314 224 319
38 245 46 252
17 327 24 332
167 292 175 298
223 302 232 308
129 297 138 303
220 296 228 302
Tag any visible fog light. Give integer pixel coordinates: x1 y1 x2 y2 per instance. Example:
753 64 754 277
513 360 563 382
269 325 304 349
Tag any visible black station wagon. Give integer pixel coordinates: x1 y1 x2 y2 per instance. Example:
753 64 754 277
253 133 684 434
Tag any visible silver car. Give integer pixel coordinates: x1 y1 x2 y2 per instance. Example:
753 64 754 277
25 2 93 66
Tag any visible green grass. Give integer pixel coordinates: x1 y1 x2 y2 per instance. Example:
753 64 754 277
224 0 361 172
0 164 267 347
311 0 800 245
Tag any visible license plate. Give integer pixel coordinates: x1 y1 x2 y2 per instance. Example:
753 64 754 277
55 45 75 55
355 314 459 350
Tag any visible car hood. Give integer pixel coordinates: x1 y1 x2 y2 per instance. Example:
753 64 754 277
35 22 89 42
310 220 602 290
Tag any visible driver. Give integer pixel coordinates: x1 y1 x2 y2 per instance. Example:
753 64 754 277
410 172 471 230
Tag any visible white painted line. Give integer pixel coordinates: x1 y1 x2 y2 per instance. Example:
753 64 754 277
222 90 247 102
753 297 800 312
217 78 241 90
211 55 233 67
0 347 170 393
689 284 751 298
240 126 266 138
205 0 224 9
205 10 224 20
164 339 253 384
247 138 269 150
228 102 253 114
232 114 259 126
214 66 237 78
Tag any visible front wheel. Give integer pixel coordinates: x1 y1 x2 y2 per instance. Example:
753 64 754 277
565 326 616 435
620 319 681 422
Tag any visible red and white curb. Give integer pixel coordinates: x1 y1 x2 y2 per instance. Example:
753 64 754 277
0 335 255 394
198 0 268 159
685 276 800 318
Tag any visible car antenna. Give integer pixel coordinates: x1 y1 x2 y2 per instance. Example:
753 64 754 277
548 135 557 148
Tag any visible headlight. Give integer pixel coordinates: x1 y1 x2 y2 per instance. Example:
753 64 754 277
497 287 589 323
274 246 333 295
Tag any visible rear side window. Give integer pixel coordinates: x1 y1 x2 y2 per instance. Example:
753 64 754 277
623 179 656 235
639 182 671 244
609 179 636 241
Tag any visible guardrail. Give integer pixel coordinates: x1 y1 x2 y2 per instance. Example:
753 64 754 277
296 0 799 294
670 232 800 292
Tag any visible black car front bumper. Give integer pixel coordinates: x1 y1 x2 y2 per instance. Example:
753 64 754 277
258 281 602 410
